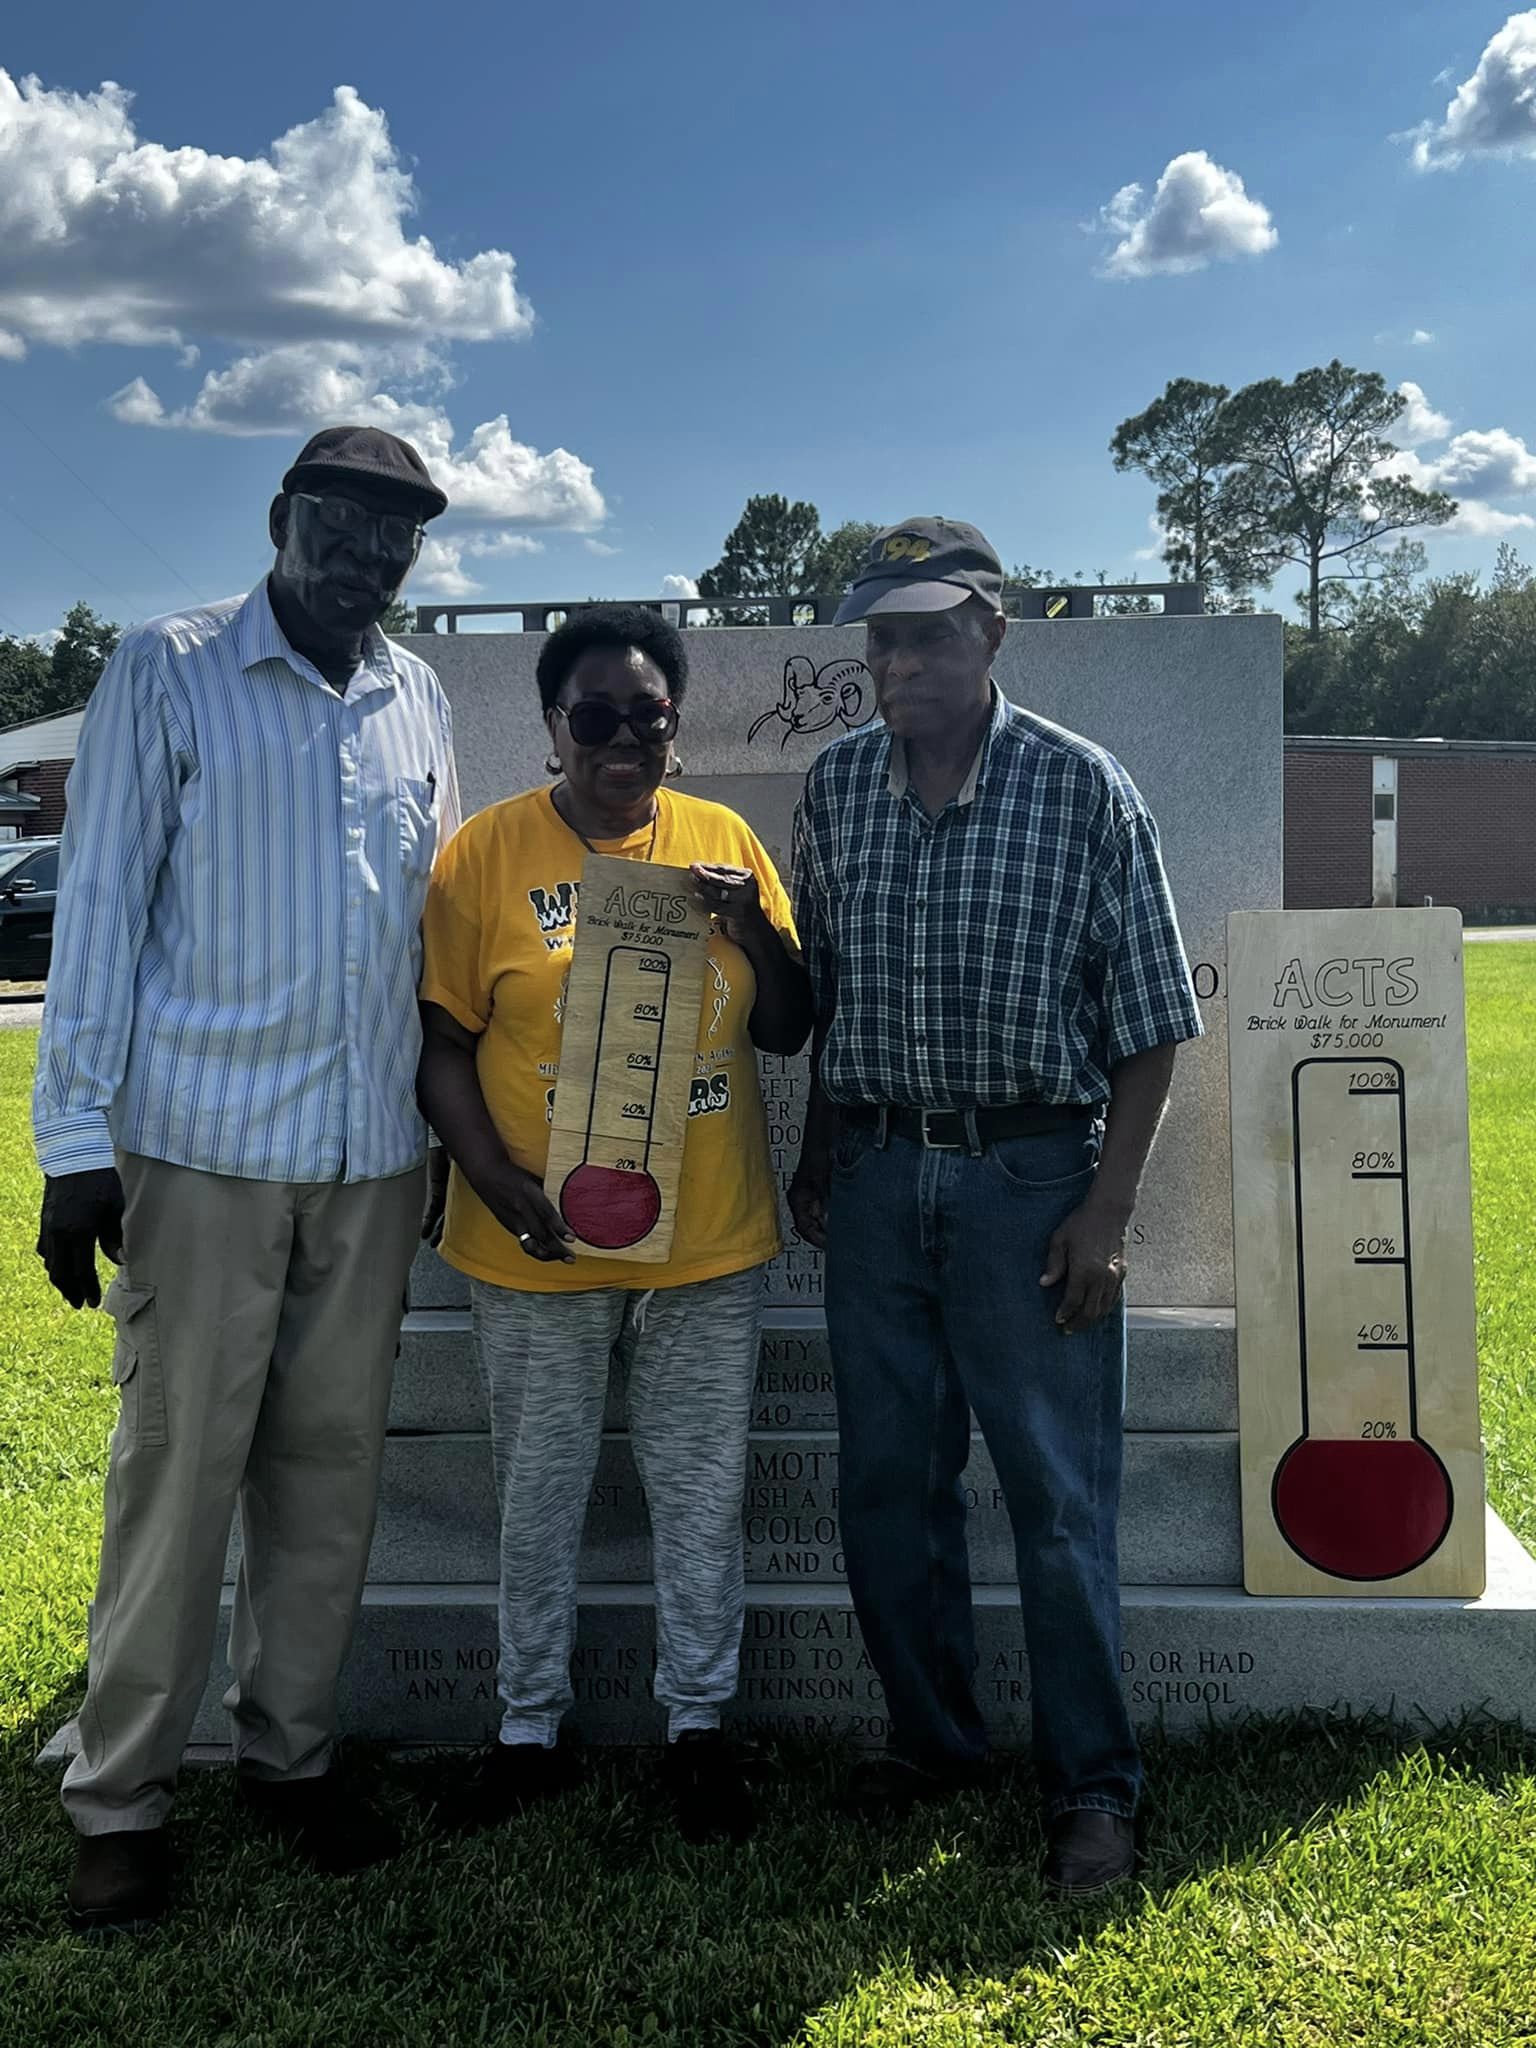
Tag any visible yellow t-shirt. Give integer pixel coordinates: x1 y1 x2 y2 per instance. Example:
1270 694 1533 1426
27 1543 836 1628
421 784 798 1292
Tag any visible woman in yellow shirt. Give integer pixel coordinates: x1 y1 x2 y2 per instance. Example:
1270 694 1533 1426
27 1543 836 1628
418 605 810 1845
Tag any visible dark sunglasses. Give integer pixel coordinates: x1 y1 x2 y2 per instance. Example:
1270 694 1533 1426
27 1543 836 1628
289 490 424 560
554 697 679 748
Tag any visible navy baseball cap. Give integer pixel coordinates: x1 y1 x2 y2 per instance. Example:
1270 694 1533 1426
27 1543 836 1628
834 517 1005 625
282 425 448 521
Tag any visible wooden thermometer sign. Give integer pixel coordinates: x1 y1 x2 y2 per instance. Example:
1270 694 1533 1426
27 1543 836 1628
1228 909 1484 1597
545 854 710 1262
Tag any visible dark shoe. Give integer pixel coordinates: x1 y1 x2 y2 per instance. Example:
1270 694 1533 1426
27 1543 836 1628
434 1740 582 1833
66 1828 171 1934
662 1730 755 1845
239 1771 400 1876
842 1753 984 1824
1043 1810 1137 1895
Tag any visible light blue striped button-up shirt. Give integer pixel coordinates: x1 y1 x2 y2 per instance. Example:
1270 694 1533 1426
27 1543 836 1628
33 583 461 1184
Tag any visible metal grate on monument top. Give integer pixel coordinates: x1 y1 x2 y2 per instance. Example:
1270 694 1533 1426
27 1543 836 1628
411 582 1206 634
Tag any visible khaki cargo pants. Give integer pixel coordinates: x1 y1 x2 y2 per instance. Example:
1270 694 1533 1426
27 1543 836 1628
63 1153 424 1836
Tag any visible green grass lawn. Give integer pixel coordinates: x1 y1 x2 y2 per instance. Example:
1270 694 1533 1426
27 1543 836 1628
3 953 1536 2046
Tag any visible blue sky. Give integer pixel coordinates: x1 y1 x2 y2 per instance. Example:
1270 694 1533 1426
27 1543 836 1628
2 1 1535 635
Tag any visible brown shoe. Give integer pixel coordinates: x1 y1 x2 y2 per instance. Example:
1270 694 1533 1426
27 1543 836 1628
66 1828 171 1934
1043 1811 1137 1895
239 1772 400 1876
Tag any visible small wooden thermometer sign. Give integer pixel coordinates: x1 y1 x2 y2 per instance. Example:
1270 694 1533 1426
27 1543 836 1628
1228 909 1484 1597
545 853 710 1262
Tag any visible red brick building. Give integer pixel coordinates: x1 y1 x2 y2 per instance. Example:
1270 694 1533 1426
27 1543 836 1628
1285 736 1536 920
0 708 86 841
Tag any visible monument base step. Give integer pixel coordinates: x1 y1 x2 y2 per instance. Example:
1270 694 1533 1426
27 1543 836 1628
41 1513 1534 1771
144 1511 1532 1750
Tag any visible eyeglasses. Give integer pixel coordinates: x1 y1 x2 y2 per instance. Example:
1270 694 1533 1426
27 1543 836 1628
289 491 424 559
554 698 679 748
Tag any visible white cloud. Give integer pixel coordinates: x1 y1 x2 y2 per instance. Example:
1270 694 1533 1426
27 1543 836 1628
1096 151 1276 278
108 342 443 437
417 416 605 529
1377 398 1536 535
7 71 609 552
0 73 531 351
413 550 481 601
413 530 544 599
1411 329 1436 346
1444 501 1536 536
1411 11 1536 168
107 375 175 427
584 538 620 557
0 329 25 360
1132 513 1165 563
660 574 700 600
110 345 605 528
1421 426 1536 498
1397 381 1453 444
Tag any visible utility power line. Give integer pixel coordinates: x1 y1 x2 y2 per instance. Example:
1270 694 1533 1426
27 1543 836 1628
0 500 151 622
0 395 205 605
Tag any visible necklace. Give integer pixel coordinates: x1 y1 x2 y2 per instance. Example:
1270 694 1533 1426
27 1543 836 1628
554 783 659 861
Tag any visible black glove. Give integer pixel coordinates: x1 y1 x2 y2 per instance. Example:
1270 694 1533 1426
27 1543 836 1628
37 1168 126 1310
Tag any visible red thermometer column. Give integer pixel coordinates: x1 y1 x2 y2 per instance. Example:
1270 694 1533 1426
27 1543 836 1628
558 948 667 1249
1271 1056 1453 1580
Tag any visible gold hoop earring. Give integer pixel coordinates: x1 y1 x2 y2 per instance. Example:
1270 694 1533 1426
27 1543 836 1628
545 753 562 777
666 752 684 778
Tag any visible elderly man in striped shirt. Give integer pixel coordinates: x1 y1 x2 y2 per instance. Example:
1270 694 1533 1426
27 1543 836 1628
33 426 460 1932
790 518 1203 1895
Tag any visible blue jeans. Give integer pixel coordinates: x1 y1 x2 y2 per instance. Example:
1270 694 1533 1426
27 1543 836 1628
823 1118 1139 1821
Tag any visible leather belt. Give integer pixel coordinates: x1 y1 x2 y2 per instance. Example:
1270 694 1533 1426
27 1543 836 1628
840 1102 1100 1152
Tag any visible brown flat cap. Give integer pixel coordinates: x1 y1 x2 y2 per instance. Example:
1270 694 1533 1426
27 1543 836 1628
282 424 448 520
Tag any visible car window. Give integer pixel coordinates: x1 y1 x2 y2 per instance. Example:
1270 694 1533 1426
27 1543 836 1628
0 842 36 881
6 845 59 891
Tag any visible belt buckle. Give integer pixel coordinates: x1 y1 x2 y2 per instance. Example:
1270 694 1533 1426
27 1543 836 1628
919 1110 963 1151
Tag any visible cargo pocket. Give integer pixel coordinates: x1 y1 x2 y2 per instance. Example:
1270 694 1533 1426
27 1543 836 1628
104 1277 168 1448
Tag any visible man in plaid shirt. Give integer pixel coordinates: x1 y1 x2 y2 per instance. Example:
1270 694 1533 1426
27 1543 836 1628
790 517 1203 1894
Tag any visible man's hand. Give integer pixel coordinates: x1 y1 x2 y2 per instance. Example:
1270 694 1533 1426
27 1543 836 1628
37 1168 126 1310
478 1162 577 1263
788 1161 831 1252
1039 1197 1129 1335
421 1148 450 1247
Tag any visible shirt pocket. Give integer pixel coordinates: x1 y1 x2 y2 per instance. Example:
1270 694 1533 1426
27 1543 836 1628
396 776 440 881
104 1276 168 1448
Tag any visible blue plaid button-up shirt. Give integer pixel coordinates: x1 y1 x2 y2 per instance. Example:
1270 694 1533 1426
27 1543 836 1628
791 688 1203 1108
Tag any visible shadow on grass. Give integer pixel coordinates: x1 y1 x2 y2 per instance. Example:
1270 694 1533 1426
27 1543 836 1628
5 1698 1536 2046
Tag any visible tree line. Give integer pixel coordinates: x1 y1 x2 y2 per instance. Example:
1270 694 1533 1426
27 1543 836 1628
1283 541 1536 741
693 359 1536 739
4 361 1523 743
0 603 122 731
696 364 1458 638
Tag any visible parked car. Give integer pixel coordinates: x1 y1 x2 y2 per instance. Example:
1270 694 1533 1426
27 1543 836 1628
0 837 60 982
